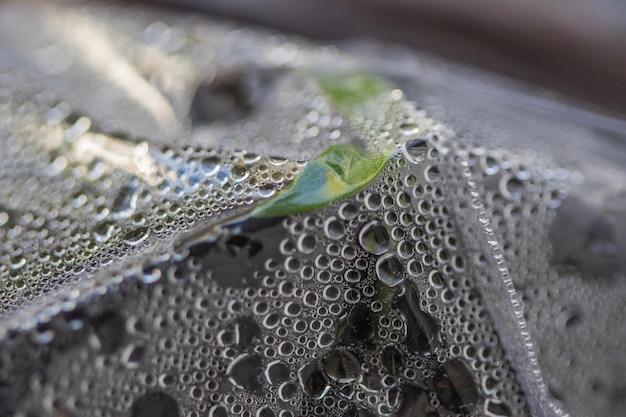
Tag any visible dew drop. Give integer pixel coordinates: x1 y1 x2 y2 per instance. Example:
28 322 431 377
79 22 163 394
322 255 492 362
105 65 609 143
297 234 317 254
93 221 115 243
111 185 138 218
278 382 298 401
485 399 512 417
230 164 250 182
201 156 221 176
227 354 264 393
322 348 361 382
265 360 291 385
324 217 345 240
381 345 404 375
208 405 229 417
123 226 150 246
358 221 390 255
375 254 404 286
257 406 276 417
298 362 330 400
402 139 428 163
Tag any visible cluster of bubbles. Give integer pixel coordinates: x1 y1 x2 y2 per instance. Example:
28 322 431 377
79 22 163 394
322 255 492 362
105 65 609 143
3 2 624 417
0 72 305 314
0 76 530 417
465 138 626 417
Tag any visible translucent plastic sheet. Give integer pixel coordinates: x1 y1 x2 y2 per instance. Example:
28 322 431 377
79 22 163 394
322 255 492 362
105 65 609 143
0 3 624 417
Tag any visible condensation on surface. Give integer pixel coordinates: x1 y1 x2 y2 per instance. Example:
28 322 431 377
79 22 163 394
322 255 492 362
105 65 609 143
0 2 625 417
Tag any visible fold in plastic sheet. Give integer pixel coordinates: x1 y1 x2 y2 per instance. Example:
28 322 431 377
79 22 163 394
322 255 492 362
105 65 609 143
0 2 625 417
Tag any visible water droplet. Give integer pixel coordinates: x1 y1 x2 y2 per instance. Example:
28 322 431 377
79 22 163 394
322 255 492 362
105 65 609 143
236 316 261 348
9 256 26 270
208 405 229 417
93 221 115 243
381 345 404 375
336 304 376 346
425 166 441 182
121 344 145 369
394 282 439 354
265 360 291 385
257 406 276 417
0 211 9 227
297 234 317 254
111 185 138 218
278 382 298 401
227 354 265 393
499 174 524 201
230 164 250 182
402 139 428 163
322 348 361 382
428 271 445 289
359 221 390 255
325 217 345 240
359 371 383 392
399 121 420 137
375 254 404 286
201 156 221 176
480 154 500 176
298 362 330 400
140 267 161 284
123 226 150 246
485 399 512 417
339 202 359 220
317 332 335 348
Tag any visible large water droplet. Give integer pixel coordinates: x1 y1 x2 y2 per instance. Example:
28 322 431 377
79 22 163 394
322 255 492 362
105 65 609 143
322 348 361 382
123 226 150 246
394 282 439 354
376 254 404 286
297 233 317 254
278 382 298 401
381 345 404 375
227 354 265 393
402 139 428 163
111 185 138 218
201 156 221 176
257 406 276 417
324 217 345 240
93 221 115 243
265 360 291 385
298 362 330 400
208 405 229 417
336 304 376 346
230 164 250 182
359 221 390 255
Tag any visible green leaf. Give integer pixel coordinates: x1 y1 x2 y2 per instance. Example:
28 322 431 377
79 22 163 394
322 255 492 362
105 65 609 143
251 71 398 219
315 71 391 115
252 143 390 218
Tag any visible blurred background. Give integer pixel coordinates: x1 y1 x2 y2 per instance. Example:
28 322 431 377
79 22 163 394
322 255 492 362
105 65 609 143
135 0 626 118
